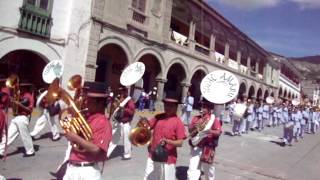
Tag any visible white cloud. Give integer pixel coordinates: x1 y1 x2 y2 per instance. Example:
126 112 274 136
215 0 281 10
289 0 320 9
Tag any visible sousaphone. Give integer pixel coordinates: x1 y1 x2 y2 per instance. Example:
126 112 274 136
191 70 240 144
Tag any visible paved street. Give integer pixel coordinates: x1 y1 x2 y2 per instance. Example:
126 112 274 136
1 109 320 180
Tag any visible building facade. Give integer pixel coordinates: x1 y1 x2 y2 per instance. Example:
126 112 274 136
271 54 302 101
1 0 283 106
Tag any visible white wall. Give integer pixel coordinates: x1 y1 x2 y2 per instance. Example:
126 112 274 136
0 0 93 88
280 74 301 97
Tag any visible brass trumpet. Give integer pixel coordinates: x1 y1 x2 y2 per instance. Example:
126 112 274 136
129 117 152 147
5 74 20 116
47 78 92 145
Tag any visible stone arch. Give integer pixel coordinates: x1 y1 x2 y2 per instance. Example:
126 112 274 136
238 82 247 100
188 64 209 82
134 47 165 78
96 43 129 91
248 85 255 99
98 36 133 63
279 86 283 98
164 62 187 102
137 53 163 92
164 57 189 80
283 89 288 99
270 92 275 97
264 90 269 100
0 36 60 62
257 88 263 101
0 49 49 90
190 69 207 109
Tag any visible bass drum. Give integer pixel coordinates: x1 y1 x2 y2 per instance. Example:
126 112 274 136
233 103 247 120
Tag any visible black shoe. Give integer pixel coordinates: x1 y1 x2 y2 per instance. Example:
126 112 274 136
31 136 36 141
23 153 35 158
0 154 3 159
49 171 58 177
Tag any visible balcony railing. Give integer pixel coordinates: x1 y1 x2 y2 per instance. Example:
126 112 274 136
195 43 210 56
239 65 248 74
228 59 238 70
215 51 224 64
18 6 52 38
130 7 147 24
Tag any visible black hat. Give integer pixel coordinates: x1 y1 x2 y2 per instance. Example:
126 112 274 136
163 91 179 103
83 81 108 98
200 98 214 109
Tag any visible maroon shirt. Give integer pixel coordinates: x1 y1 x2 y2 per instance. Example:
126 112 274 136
190 113 222 148
0 109 6 142
69 113 112 162
0 87 9 109
122 99 135 123
17 92 34 116
148 114 186 164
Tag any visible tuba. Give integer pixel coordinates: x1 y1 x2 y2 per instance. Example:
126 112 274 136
5 74 20 116
46 78 92 146
111 62 145 123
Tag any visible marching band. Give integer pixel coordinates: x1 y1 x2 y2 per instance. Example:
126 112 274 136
0 62 320 180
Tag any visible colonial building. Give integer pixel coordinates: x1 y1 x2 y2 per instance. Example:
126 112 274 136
270 53 302 100
0 0 93 90
85 0 280 106
0 0 281 106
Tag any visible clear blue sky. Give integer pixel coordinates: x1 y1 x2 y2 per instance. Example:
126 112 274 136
207 0 320 57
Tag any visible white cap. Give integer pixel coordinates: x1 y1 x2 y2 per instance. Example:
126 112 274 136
153 87 157 90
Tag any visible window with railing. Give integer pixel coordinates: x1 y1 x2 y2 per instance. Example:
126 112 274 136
18 0 53 38
130 0 147 24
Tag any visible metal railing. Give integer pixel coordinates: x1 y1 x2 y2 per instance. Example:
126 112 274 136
18 6 52 38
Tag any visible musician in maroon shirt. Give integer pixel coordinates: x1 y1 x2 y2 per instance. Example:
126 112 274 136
63 81 112 180
107 86 135 159
0 83 35 158
143 91 186 180
187 98 222 180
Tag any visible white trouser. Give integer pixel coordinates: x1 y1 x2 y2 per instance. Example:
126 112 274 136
144 157 176 180
30 109 60 139
63 164 101 180
0 115 34 155
187 147 215 180
240 118 247 133
107 122 131 158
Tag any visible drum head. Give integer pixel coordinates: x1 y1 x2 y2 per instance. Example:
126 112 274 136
42 60 64 84
200 70 239 104
120 62 145 86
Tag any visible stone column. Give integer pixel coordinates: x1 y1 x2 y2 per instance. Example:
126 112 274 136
224 43 230 64
162 0 173 42
246 56 251 75
188 21 196 50
84 0 106 81
156 78 167 101
255 60 259 74
155 78 167 112
209 34 216 60
180 82 191 102
236 50 241 72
